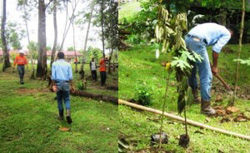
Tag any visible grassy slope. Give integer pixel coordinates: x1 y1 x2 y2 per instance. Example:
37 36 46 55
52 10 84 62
0 70 118 153
118 45 250 152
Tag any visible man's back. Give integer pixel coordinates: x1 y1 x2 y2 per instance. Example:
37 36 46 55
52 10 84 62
52 59 73 81
188 23 231 53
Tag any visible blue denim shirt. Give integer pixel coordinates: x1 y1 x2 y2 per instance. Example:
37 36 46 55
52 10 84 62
52 59 73 81
188 23 231 53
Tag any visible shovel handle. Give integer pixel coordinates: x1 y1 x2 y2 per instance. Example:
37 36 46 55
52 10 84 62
210 63 231 91
214 73 231 90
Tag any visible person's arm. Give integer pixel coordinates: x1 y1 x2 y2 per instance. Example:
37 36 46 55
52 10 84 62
24 57 28 69
212 51 219 75
51 64 57 92
211 28 231 75
24 57 28 65
68 65 73 81
212 29 231 54
13 56 17 66
68 65 74 91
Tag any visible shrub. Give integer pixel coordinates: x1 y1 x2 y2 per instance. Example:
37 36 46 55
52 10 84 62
77 82 84 91
135 85 152 106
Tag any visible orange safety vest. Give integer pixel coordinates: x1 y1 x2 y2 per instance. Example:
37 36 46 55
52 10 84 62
99 58 106 72
14 55 28 66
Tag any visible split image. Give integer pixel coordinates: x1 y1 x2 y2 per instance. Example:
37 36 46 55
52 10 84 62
1 0 250 153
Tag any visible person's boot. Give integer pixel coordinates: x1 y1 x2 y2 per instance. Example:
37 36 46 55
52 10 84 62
192 89 200 103
20 77 24 84
66 109 72 124
201 100 216 116
58 109 64 120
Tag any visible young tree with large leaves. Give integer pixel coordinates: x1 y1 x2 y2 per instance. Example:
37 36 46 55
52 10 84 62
155 1 202 147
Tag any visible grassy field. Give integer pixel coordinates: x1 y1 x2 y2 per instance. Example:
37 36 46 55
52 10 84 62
0 69 118 153
118 44 250 152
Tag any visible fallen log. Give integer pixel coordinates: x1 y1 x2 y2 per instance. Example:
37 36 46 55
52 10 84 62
119 99 250 141
106 85 118 91
71 90 117 105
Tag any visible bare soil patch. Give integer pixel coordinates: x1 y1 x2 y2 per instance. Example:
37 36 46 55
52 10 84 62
17 88 49 94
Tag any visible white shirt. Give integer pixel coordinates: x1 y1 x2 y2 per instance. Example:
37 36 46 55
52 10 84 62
91 61 96 70
188 23 231 53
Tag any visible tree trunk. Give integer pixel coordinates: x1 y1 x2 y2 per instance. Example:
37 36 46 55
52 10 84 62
71 0 78 73
71 90 118 104
36 0 47 78
231 0 246 105
72 21 78 72
59 1 69 51
101 0 105 57
59 0 80 52
23 4 35 79
108 48 113 73
81 0 95 76
51 0 58 67
1 0 10 71
83 0 95 52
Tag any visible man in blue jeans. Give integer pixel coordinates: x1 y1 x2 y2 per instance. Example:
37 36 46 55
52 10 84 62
52 52 73 124
185 23 232 115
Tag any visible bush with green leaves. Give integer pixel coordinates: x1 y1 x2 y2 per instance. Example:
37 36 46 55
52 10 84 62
135 85 153 106
77 82 84 91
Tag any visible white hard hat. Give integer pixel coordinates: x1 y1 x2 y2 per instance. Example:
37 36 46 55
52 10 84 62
19 50 25 54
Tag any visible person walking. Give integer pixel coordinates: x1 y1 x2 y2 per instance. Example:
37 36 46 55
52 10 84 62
185 23 232 116
14 50 28 84
52 52 73 124
90 58 97 81
99 57 107 86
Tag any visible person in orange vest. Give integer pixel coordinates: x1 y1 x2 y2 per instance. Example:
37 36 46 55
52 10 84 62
99 57 107 86
14 50 28 84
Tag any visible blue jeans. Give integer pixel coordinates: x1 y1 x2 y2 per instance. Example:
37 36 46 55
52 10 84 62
17 65 25 81
185 36 213 101
56 81 71 111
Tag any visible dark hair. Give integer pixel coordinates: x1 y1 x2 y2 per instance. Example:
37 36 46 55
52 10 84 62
57 52 64 59
226 25 235 32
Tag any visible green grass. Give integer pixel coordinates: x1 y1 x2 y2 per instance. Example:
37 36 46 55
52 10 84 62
71 63 118 97
0 70 118 153
118 44 250 152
